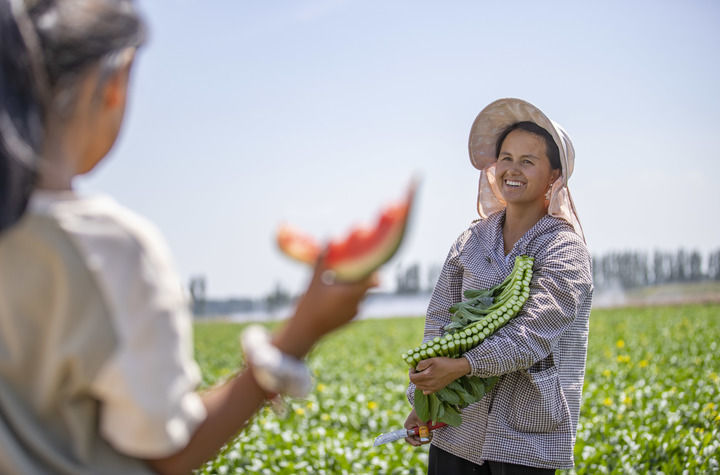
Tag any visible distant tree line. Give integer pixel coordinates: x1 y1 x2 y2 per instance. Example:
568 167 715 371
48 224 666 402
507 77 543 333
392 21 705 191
593 248 720 290
189 248 720 316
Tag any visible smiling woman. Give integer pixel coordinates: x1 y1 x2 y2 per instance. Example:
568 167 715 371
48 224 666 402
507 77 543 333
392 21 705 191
403 98 593 474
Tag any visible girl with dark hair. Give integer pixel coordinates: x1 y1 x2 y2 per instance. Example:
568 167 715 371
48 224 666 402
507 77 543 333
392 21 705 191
403 98 592 474
0 1 374 473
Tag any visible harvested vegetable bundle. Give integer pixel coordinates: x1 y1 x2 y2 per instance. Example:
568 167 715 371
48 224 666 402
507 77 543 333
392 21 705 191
403 255 534 426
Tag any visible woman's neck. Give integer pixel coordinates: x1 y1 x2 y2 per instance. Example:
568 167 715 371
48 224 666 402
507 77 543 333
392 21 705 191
502 202 548 255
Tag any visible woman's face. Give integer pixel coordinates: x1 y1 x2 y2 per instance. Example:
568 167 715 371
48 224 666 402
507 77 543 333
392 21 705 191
495 129 560 207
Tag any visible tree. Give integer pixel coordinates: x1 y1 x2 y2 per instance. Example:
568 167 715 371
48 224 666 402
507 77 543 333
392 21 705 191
189 275 207 316
708 249 720 281
265 281 292 313
396 262 421 294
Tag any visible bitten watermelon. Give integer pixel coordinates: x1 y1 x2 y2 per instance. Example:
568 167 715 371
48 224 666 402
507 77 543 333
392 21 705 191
276 179 418 282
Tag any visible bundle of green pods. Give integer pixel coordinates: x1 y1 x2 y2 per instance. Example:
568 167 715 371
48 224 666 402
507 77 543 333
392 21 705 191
402 255 534 426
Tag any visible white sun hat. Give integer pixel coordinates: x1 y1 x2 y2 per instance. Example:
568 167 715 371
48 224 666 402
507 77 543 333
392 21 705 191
468 97 584 240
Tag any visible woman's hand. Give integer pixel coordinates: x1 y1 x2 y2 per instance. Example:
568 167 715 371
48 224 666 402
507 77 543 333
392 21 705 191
403 408 431 446
409 357 471 395
272 253 377 359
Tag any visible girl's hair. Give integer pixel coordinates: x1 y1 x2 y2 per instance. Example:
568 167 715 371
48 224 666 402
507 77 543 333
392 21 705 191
495 121 561 171
0 0 145 233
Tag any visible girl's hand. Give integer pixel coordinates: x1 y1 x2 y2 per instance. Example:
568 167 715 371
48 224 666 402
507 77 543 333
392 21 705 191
403 408 430 446
273 252 377 358
409 357 471 394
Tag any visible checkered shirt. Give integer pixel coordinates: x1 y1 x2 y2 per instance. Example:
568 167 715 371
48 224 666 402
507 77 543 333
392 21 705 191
407 210 593 470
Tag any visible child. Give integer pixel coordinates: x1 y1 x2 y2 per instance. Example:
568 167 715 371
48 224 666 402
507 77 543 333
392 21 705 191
0 1 374 473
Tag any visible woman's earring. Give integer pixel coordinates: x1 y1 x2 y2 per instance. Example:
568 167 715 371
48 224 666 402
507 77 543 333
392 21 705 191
545 188 552 200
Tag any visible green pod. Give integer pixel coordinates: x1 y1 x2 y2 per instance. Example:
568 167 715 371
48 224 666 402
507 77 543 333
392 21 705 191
427 347 437 358
420 349 428 360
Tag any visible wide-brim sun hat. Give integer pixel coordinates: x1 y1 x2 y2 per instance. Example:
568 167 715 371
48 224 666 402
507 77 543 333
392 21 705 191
467 97 584 239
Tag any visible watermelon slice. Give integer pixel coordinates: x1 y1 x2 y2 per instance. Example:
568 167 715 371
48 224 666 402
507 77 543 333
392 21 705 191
276 179 418 282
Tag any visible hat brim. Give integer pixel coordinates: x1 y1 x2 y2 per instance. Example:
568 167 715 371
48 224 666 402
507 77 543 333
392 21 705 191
468 98 569 178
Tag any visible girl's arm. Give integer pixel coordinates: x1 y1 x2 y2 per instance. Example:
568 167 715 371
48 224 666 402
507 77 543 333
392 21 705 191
145 261 375 475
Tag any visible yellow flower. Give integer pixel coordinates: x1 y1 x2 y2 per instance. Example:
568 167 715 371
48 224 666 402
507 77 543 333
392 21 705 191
306 401 315 410
367 401 378 410
639 359 648 368
603 397 613 406
602 369 611 377
294 407 305 416
316 383 326 393
703 402 716 413
321 413 330 421
616 339 625 349
617 355 631 364
710 372 719 383
623 395 632 406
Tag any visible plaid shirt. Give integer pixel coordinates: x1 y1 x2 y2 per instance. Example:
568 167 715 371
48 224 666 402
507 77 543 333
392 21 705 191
407 211 593 469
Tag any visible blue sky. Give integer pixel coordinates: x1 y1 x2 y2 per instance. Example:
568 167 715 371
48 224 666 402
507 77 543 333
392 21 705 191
79 0 720 298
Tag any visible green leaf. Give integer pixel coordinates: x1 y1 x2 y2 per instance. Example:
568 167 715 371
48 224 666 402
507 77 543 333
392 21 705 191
464 289 491 299
414 389 430 422
429 393 440 424
465 376 488 400
436 386 461 405
447 380 476 406
435 399 445 423
484 376 499 392
439 404 462 427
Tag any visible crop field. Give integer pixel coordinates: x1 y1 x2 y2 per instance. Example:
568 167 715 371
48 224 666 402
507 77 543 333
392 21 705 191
194 304 720 474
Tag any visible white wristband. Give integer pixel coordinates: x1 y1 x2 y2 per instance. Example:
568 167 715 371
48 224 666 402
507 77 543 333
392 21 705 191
241 325 312 398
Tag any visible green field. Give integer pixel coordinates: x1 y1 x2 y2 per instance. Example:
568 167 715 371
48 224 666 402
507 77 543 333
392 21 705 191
194 304 720 474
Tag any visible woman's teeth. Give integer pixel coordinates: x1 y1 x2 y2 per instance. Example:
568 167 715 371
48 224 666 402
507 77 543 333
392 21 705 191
505 180 523 187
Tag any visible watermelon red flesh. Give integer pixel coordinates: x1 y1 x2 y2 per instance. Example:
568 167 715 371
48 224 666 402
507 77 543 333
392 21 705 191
325 185 415 281
276 179 417 281
276 224 321 264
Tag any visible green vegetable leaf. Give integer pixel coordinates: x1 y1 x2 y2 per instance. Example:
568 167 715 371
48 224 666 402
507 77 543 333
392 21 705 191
429 393 440 424
414 389 430 422
448 380 476 406
436 386 461 405
465 376 487 400
440 404 462 427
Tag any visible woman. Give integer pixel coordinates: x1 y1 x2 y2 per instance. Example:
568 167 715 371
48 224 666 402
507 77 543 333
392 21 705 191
404 98 593 474
0 1 373 474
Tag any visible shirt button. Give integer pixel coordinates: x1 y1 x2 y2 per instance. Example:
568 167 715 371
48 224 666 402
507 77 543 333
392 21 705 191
486 256 491 263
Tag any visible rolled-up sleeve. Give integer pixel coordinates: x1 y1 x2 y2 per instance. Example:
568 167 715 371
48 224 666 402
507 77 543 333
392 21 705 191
463 231 592 378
